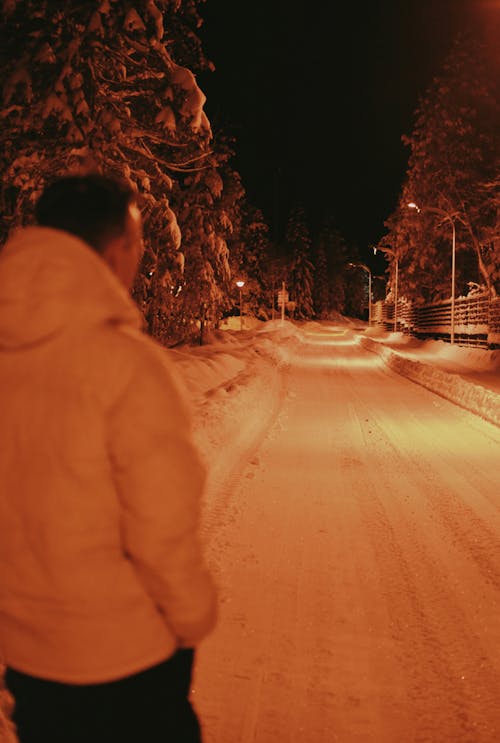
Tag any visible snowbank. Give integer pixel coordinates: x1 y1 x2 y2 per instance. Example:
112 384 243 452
359 332 500 428
169 321 305 499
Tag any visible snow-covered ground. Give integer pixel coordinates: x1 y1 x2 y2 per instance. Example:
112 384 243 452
171 317 500 477
1 317 500 742
179 318 500 743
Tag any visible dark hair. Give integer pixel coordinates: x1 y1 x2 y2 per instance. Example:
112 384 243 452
35 174 136 254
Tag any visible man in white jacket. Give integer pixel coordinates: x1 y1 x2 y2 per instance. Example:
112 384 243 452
0 174 217 742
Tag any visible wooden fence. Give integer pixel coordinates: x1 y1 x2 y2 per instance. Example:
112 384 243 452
372 293 500 349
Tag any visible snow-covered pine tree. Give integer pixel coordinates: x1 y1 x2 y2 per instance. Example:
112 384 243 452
314 216 351 317
167 134 246 344
380 200 446 305
210 137 246 324
0 0 234 343
313 240 329 319
343 265 366 319
172 158 230 342
286 206 314 320
232 204 274 320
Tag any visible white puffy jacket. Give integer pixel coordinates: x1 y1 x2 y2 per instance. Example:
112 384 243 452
0 227 217 683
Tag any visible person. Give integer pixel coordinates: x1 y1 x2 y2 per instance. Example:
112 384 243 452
0 174 217 743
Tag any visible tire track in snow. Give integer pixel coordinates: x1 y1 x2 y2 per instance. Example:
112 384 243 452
198 358 290 541
345 378 500 742
349 375 500 593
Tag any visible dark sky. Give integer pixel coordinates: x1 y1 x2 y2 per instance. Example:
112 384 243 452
198 0 481 256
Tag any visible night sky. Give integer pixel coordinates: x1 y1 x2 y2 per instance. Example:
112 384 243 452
198 0 482 256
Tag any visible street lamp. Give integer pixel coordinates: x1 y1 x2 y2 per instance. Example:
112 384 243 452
408 201 457 344
373 245 399 332
236 280 245 331
348 262 372 325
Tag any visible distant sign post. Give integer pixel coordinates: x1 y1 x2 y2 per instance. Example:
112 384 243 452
277 282 289 323
277 289 289 305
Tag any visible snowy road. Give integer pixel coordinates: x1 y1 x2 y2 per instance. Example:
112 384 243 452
193 326 500 743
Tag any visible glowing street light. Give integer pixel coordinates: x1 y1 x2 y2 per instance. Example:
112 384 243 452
408 201 457 344
373 245 399 332
348 262 372 325
236 280 245 331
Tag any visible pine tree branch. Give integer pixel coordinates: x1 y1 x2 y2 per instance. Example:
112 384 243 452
120 141 211 172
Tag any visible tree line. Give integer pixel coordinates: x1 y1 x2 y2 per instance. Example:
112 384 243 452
378 34 499 306
1 2 497 344
0 0 363 342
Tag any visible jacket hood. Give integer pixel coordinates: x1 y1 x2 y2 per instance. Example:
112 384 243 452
0 226 143 350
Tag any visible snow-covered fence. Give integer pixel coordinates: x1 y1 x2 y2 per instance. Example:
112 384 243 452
372 294 500 349
488 297 500 348
371 300 393 327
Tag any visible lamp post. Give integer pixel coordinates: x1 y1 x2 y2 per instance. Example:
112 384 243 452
408 201 456 344
349 262 372 325
236 280 245 331
373 245 399 332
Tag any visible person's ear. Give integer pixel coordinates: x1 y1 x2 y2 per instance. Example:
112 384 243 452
101 236 124 278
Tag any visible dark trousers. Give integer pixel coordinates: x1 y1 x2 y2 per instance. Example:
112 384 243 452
5 649 201 743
